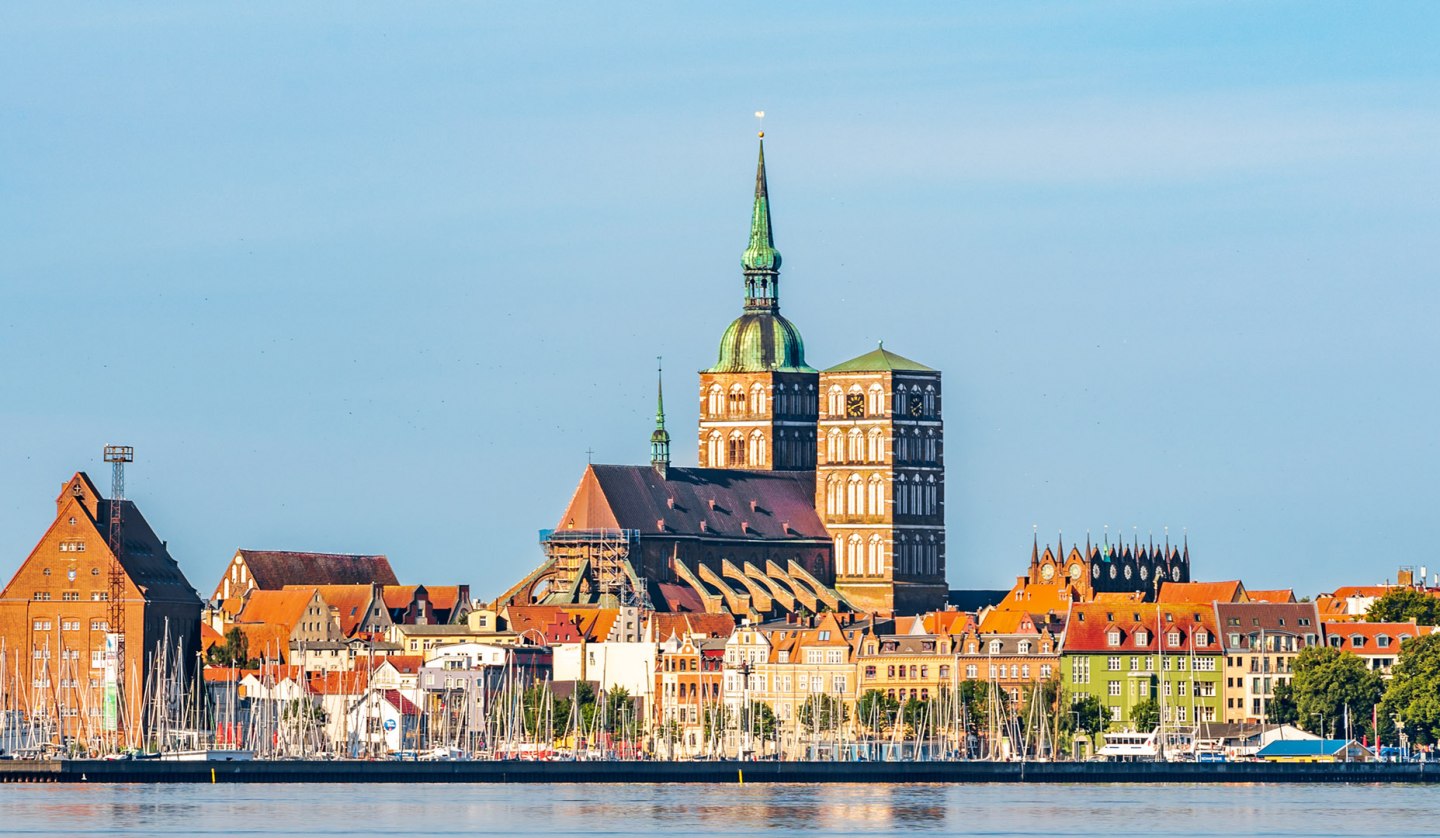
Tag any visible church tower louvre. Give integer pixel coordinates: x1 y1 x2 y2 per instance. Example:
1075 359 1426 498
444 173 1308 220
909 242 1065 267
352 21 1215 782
697 137 819 471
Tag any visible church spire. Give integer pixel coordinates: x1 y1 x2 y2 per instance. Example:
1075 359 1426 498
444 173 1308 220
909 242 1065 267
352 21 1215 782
741 136 781 312
650 357 671 478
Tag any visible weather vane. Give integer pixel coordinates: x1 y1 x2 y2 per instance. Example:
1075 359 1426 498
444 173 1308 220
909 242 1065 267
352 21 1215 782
755 110 765 138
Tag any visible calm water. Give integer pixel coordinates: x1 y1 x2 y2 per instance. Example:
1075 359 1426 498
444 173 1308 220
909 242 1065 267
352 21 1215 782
1 782 1437 837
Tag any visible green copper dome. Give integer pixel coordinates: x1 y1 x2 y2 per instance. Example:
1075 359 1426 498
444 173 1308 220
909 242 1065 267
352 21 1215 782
706 138 815 374
708 311 815 373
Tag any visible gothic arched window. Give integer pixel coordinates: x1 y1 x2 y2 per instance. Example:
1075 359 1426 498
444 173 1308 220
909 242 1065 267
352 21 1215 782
707 431 723 467
848 535 864 575
751 384 767 416
827 386 843 417
728 432 746 467
728 385 746 416
867 475 884 517
707 385 723 417
748 431 766 467
847 429 863 462
866 428 883 462
846 474 863 516
867 384 884 415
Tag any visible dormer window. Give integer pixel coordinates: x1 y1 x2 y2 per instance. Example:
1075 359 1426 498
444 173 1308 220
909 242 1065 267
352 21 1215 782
1376 636 1391 648
1349 635 1366 648
989 640 1002 655
1017 641 1031 655
1135 630 1149 646
1106 630 1121 647
1195 631 1208 646
1167 631 1181 647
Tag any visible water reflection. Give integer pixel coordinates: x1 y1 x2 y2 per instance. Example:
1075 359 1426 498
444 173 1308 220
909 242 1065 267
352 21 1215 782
0 782 1433 837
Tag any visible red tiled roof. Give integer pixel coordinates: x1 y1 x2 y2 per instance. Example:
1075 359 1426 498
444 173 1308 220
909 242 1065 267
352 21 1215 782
200 622 225 650
382 689 420 716
1064 602 1221 653
648 612 736 641
308 669 369 695
376 655 424 674
561 465 829 541
238 550 397 590
1157 580 1246 604
1322 621 1426 654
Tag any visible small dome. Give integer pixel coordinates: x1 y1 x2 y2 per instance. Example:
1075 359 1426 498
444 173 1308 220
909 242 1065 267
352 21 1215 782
706 312 816 373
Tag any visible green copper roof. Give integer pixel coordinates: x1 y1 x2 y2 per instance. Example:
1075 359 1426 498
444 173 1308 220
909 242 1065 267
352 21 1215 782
706 137 815 374
707 311 816 373
825 344 936 373
742 141 781 273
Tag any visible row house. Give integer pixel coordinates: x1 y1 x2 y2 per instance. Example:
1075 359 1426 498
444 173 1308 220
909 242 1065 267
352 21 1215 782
1322 621 1431 675
1216 601 1322 723
1062 602 1224 728
653 633 725 756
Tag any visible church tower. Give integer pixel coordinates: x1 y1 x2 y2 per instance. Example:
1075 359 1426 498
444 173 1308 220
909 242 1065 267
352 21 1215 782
817 345 947 614
697 138 818 470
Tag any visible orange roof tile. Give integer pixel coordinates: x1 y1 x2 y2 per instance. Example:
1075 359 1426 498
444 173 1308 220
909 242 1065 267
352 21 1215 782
235 588 320 632
301 584 378 636
1247 589 1297 603
200 622 225 650
308 669 370 695
1157 581 1246 604
381 585 464 612
376 655 424 674
1323 622 1424 654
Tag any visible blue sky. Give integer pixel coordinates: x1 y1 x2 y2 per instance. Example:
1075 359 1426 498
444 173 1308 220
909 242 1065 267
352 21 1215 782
2 3 1437 600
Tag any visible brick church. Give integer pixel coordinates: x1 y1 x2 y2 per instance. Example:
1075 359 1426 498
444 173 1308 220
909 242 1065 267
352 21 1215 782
500 137 948 617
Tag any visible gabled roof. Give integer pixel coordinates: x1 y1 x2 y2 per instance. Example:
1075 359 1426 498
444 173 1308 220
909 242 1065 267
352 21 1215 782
1214 602 1321 645
1322 621 1423 653
557 465 827 541
1157 580 1246 604
380 689 420 716
237 550 397 589
301 585 380 636
1064 603 1220 653
382 585 464 612
824 345 936 373
234 589 318 633
647 612 736 641
375 655 424 675
1247 589 1297 603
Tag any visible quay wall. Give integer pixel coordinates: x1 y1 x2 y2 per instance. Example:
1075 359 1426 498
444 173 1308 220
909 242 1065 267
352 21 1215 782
0 759 1435 785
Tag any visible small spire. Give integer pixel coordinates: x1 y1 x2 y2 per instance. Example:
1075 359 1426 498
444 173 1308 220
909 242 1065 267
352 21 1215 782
650 357 671 477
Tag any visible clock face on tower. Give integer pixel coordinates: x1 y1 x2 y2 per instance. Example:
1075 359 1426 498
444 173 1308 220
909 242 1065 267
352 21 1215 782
845 394 864 418
1039 563 1055 581
909 399 923 417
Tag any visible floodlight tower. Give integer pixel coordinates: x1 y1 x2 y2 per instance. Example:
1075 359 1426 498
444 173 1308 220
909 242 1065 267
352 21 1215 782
103 445 133 635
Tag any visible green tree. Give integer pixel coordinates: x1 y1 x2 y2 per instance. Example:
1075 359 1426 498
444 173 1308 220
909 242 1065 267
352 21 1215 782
206 628 253 667
701 703 731 742
797 694 848 735
1130 697 1160 732
1366 590 1440 626
740 701 779 742
1064 694 1107 735
855 689 900 735
1267 680 1299 726
1382 634 1440 745
1290 645 1384 738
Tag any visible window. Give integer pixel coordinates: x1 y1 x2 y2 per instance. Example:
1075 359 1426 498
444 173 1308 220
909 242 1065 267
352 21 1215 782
1194 658 1216 672
1107 656 1121 671
1106 630 1121 647
1110 706 1123 721
1135 630 1149 647
33 592 51 601
32 620 52 631
1018 641 1031 655
91 621 107 631
989 640 1002 655
1195 631 1209 647
62 592 80 602
1107 680 1122 697
967 664 978 679
1040 665 1052 679
91 592 108 601
1167 631 1181 647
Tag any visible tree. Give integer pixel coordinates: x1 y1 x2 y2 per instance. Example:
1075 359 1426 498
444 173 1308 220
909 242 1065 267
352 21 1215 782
1382 634 1440 745
1267 680 1299 726
1366 590 1440 626
1130 698 1160 732
1290 645 1384 738
206 628 253 668
1064 694 1107 735
797 694 848 735
855 689 899 735
740 701 779 743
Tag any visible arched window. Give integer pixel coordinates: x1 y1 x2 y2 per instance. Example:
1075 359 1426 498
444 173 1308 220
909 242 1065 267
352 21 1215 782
896 475 909 515
924 385 936 414
867 428 883 462
751 384 767 416
848 535 863 575
728 385 746 416
826 429 841 464
728 432 746 467
707 431 723 467
748 431 766 467
827 386 843 417
868 475 884 517
867 535 883 576
925 475 937 515
707 385 723 416
868 384 884 415
825 476 841 516
846 474 863 515
847 429 863 462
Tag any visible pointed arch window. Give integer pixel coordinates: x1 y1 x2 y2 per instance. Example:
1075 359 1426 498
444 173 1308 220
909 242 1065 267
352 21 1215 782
896 474 909 515
867 475 885 517
847 429 863 462
867 384 884 415
750 384 767 417
848 535 864 576
866 428 884 462
707 432 723 467
825 475 842 516
748 431 767 467
727 385 746 416
728 432 746 467
846 474 864 516
867 535 883 576
707 385 723 417
825 429 842 464
827 386 843 417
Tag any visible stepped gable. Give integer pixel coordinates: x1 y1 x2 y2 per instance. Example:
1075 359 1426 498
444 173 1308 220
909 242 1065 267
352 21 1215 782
582 464 824 539
238 550 398 589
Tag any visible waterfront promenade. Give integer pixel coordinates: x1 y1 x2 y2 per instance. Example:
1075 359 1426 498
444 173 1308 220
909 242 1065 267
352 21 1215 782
1 758 1435 784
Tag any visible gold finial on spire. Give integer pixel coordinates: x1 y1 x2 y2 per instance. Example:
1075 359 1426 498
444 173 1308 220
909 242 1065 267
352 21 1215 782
755 110 765 138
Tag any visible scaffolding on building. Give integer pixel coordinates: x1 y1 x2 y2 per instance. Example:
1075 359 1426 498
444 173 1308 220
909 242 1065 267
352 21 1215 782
539 529 649 608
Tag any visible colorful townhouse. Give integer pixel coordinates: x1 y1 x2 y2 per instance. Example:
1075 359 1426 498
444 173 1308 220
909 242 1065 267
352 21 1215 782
1215 601 1322 723
1061 602 1224 729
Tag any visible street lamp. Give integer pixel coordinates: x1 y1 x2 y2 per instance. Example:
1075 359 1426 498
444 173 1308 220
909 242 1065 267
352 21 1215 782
736 660 753 760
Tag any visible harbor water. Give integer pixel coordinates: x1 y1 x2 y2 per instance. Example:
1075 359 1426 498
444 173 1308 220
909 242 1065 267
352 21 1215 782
1 782 1437 837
